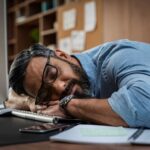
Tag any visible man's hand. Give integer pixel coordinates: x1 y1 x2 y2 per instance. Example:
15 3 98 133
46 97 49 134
6 88 70 118
5 88 44 112
5 88 30 110
36 100 70 118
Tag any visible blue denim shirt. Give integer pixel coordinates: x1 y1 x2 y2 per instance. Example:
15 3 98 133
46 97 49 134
73 39 150 128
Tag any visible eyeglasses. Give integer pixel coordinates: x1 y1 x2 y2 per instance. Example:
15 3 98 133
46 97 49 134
35 55 58 105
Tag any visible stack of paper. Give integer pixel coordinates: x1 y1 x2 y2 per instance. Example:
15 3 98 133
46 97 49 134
50 124 136 144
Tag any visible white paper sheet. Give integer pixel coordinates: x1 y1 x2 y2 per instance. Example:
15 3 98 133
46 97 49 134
130 130 150 145
84 1 96 32
50 124 136 144
71 30 86 51
63 9 76 30
59 37 72 54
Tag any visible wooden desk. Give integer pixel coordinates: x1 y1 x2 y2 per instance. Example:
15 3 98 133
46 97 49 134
0 116 150 149
0 141 150 150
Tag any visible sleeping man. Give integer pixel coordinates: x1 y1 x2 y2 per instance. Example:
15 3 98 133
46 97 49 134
6 39 150 128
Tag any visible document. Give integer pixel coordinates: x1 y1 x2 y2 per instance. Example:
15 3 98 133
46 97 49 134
71 30 86 51
130 130 150 145
84 1 96 32
50 124 150 144
63 9 76 30
50 124 136 144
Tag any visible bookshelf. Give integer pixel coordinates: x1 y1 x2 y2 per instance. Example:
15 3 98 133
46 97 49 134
7 0 66 69
7 0 103 70
7 0 102 69
7 0 150 70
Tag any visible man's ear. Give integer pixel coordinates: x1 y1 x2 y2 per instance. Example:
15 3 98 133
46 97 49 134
55 49 71 61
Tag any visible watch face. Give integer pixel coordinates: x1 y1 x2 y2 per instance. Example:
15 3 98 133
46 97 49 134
60 95 74 108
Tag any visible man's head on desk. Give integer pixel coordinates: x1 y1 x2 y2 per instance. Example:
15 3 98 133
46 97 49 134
9 44 91 106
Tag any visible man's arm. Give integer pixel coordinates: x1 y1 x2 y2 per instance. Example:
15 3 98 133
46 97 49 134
33 97 128 126
66 98 128 127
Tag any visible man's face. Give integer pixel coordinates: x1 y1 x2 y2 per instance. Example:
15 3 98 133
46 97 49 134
23 52 91 104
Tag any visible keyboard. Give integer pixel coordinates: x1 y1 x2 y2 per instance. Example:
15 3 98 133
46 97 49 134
1 108 84 124
0 108 12 115
11 109 62 124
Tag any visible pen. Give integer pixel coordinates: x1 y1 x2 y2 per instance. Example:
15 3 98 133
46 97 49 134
128 127 144 141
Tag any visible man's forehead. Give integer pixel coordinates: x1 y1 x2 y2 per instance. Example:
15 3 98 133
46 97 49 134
29 57 46 69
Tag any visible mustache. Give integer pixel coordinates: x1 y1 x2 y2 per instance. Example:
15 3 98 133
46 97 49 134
60 79 91 99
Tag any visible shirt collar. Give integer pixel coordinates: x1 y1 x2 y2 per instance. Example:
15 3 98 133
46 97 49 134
72 53 97 96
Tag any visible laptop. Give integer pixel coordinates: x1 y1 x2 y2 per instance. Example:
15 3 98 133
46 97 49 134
0 0 8 107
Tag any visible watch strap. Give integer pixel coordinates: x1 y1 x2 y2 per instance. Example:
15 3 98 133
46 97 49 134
59 95 75 109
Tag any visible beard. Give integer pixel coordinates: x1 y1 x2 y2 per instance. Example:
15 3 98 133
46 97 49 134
57 57 92 99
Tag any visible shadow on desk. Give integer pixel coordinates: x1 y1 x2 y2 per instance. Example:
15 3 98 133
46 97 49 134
0 116 57 146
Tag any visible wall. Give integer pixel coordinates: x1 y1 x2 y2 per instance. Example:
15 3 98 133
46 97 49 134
103 0 150 43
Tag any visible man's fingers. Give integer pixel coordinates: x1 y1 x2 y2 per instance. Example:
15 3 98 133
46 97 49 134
4 101 16 109
48 100 59 106
36 105 47 110
37 109 50 115
29 105 48 112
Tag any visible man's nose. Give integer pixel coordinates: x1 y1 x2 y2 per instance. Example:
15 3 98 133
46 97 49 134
52 79 66 95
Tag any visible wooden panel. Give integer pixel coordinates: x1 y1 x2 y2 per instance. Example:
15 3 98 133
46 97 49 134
86 0 103 49
103 0 150 43
130 0 150 43
0 141 149 150
103 0 130 42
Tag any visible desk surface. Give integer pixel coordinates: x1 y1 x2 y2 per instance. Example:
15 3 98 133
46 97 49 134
0 141 150 150
0 115 150 149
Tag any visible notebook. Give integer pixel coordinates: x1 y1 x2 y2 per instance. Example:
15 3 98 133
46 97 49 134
50 124 150 145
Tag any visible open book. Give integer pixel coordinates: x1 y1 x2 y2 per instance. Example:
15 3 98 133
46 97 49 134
50 124 150 145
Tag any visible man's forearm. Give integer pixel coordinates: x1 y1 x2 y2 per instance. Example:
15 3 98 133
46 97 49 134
66 98 128 127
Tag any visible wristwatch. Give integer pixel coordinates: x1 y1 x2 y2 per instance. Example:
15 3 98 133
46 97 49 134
59 95 75 109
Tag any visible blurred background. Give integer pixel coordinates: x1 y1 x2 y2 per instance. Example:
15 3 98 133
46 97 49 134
7 0 150 69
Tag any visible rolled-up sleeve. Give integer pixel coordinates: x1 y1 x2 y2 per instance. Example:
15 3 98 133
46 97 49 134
108 81 150 127
106 46 150 127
